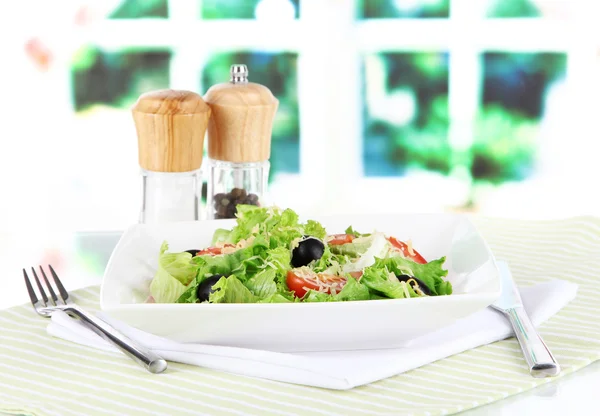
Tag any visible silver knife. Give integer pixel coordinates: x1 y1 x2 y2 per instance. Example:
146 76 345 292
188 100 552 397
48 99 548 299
491 261 560 378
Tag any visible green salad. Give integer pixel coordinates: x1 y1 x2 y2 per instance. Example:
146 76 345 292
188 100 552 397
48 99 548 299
148 205 452 304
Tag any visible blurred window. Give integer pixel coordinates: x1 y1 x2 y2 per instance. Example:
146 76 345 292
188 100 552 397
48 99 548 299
28 0 600 226
360 0 450 18
4 0 598 290
202 0 300 19
109 0 169 18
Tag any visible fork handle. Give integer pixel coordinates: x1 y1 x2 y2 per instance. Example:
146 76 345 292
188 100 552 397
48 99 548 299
65 306 167 374
505 306 560 378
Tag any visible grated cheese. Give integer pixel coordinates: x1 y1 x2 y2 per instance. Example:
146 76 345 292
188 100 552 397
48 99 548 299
406 239 415 256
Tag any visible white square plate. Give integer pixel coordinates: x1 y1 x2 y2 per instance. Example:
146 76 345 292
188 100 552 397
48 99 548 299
100 213 501 352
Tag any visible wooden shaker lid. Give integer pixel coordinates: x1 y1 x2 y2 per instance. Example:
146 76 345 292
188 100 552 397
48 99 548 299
204 65 279 163
132 89 211 172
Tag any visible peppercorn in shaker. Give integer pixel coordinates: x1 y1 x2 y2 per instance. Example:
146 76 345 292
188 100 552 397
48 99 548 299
204 64 279 219
132 89 211 223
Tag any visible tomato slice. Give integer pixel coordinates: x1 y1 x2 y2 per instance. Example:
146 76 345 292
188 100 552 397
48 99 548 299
196 244 235 256
286 270 347 298
327 234 355 245
349 271 363 279
387 237 427 264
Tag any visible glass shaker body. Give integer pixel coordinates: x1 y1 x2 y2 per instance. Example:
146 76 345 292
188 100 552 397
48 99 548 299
140 169 201 224
206 159 269 219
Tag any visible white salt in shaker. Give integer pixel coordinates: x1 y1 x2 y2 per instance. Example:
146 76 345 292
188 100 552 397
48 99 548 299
131 89 211 223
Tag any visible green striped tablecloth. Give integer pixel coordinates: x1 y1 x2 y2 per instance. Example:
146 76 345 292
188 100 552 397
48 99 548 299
1 216 599 416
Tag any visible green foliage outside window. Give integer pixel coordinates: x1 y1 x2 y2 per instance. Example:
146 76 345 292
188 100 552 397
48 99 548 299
202 52 300 175
71 48 171 111
360 0 449 18
201 0 300 19
109 0 168 18
486 0 540 17
362 51 566 183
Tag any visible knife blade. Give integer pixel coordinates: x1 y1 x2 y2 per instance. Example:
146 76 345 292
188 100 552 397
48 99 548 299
491 261 561 378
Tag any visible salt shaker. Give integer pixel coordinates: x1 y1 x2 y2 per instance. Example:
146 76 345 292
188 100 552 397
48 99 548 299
132 89 211 223
204 64 279 219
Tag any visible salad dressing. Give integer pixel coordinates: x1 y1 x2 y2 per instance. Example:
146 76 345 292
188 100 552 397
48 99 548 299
203 64 279 219
132 89 211 223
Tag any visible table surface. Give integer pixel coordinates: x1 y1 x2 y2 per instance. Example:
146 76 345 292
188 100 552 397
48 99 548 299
1 231 599 415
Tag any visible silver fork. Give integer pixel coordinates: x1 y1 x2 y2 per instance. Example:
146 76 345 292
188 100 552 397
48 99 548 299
23 265 167 374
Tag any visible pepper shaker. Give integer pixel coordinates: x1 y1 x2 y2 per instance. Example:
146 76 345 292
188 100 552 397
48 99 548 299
132 89 211 223
204 64 279 219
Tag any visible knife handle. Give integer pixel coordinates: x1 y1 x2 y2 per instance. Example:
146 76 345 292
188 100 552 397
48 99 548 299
506 306 560 378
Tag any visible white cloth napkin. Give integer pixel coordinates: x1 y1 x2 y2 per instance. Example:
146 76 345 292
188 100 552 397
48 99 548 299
47 279 577 390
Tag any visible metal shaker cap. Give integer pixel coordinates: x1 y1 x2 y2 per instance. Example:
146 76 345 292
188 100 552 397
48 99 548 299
230 64 248 84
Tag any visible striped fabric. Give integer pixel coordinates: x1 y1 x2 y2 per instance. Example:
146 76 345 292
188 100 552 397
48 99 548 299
1 216 599 416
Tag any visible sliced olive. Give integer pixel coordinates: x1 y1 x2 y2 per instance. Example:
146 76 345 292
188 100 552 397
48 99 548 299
291 237 325 267
196 274 225 302
185 250 199 256
396 274 432 296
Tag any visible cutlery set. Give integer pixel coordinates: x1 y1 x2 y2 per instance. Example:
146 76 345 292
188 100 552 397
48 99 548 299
22 261 560 377
23 265 167 374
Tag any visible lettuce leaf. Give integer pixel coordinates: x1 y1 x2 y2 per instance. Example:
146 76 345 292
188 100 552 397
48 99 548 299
333 277 370 301
158 242 198 285
192 234 270 283
360 267 411 299
209 275 257 303
257 294 294 303
304 220 327 239
365 256 451 296
175 283 198 304
193 254 232 281
150 242 199 303
213 205 326 251
345 225 371 238
180 234 295 302
303 291 334 302
329 235 374 258
225 205 277 244
245 269 277 298
150 267 189 303
302 277 370 302
211 228 232 245
341 233 390 274
263 246 291 278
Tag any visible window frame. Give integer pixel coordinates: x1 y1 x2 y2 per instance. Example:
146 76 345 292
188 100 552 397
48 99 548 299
76 0 600 217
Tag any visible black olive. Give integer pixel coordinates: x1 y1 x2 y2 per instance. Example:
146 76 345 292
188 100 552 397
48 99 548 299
291 237 325 267
185 250 199 256
196 274 225 302
396 274 432 296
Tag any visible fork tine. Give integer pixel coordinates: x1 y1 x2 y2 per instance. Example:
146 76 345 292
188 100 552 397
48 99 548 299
48 264 70 303
30 267 48 306
39 266 58 305
23 269 39 305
